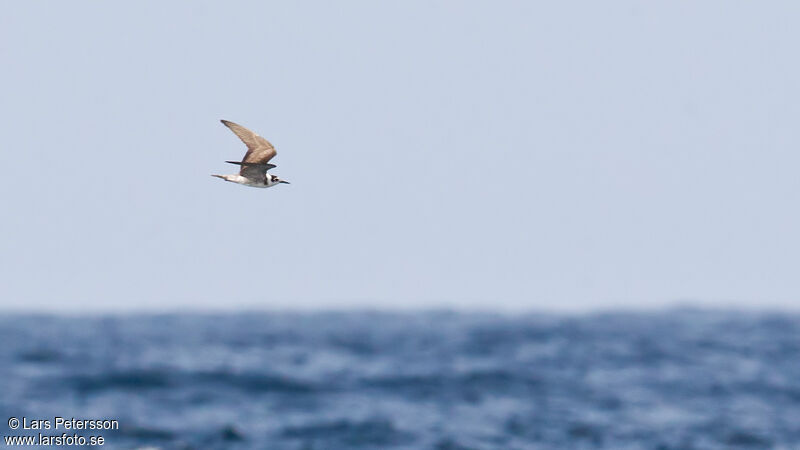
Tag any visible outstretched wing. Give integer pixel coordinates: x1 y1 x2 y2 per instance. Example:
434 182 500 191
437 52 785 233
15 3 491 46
220 119 277 179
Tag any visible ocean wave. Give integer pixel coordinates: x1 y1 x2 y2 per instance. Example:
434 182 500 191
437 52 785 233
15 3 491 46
2 310 799 449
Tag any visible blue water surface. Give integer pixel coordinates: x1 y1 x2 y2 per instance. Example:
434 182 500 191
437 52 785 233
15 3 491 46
1 310 799 449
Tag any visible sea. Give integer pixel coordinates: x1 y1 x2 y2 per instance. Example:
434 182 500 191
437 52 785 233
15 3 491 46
1 310 799 449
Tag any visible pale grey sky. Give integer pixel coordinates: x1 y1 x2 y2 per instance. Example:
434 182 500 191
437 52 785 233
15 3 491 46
2 1 799 312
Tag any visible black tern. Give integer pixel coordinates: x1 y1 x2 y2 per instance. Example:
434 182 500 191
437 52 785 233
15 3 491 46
212 119 290 188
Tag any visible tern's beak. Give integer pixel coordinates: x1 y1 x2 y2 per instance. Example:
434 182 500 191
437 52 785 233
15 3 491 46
279 180 290 184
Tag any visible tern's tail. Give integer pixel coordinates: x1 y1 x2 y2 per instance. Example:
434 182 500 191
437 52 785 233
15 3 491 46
211 174 229 181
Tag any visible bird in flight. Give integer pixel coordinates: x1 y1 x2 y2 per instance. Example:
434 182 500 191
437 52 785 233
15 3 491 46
212 119 290 188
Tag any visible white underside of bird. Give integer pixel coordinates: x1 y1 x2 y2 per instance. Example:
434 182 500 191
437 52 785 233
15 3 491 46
212 174 280 188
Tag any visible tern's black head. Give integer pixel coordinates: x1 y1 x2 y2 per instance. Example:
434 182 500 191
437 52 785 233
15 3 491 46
270 174 290 185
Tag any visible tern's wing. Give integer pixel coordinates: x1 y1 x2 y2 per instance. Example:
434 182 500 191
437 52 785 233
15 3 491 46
220 120 277 178
225 161 276 182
